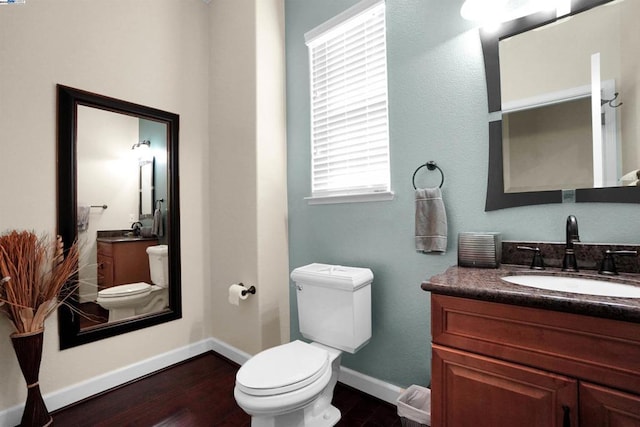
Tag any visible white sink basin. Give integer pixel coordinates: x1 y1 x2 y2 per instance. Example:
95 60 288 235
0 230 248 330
502 275 640 298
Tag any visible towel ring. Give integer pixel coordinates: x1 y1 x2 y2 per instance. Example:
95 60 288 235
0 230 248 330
412 161 444 189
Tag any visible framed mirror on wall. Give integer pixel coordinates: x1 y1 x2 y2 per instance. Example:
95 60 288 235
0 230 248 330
57 85 181 349
480 0 640 210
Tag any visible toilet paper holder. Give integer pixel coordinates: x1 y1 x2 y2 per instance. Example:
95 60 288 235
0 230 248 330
239 283 256 296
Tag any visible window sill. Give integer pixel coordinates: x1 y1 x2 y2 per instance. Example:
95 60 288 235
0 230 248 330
305 191 395 205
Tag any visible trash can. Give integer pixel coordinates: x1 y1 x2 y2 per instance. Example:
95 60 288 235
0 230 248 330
396 385 431 427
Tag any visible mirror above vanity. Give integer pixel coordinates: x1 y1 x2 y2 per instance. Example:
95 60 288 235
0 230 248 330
480 0 640 210
57 85 181 349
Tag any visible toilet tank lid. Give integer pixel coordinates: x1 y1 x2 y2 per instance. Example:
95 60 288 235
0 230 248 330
290 263 373 291
146 245 168 255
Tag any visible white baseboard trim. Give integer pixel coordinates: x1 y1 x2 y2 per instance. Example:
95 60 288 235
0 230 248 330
339 366 403 405
207 337 404 405
0 338 402 426
0 339 212 427
208 336 252 365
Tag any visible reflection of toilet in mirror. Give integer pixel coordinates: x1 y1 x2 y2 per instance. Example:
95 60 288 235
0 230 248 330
96 245 169 322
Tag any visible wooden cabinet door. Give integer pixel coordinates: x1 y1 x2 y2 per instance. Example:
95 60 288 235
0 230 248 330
432 345 578 427
580 382 640 427
97 255 114 290
111 240 156 285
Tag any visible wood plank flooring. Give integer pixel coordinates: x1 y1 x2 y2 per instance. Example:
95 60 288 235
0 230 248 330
78 302 109 329
51 351 402 426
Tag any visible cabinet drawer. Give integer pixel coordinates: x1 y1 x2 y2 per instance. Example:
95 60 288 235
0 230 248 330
432 294 640 395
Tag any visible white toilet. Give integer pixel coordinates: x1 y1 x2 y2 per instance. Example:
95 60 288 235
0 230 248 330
234 263 373 427
96 245 169 322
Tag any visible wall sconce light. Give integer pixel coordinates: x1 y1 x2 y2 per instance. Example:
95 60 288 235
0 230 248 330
131 140 151 151
132 140 153 165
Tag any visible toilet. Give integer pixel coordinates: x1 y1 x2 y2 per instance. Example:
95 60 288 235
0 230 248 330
234 263 373 427
96 245 169 322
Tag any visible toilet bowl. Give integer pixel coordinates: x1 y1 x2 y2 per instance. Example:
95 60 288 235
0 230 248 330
234 341 342 427
234 263 373 427
96 283 168 322
96 245 169 322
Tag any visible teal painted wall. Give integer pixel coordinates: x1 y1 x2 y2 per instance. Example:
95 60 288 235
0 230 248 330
139 119 168 244
285 0 640 389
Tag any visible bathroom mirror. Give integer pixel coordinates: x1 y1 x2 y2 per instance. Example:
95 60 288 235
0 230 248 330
481 0 640 210
57 85 182 349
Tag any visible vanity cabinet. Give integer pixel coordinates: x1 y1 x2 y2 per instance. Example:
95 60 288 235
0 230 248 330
96 239 158 290
430 294 640 427
579 383 640 427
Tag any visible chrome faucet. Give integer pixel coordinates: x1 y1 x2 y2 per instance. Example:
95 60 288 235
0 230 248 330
562 215 580 271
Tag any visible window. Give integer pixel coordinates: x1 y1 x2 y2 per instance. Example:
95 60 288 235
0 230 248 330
305 0 392 204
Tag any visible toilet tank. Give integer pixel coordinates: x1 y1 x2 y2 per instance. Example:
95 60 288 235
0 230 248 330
291 263 373 354
146 245 169 287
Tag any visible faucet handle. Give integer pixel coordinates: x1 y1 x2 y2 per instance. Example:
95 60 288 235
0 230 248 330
599 250 638 275
517 246 545 270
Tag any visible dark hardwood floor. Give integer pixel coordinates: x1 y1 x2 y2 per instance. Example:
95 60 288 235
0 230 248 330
77 301 109 329
51 351 401 427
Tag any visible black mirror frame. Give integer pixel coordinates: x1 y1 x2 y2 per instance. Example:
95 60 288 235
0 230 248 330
481 0 640 211
56 84 182 349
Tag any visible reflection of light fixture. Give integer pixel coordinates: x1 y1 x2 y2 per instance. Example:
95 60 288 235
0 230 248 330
460 0 570 26
132 140 151 150
132 140 153 165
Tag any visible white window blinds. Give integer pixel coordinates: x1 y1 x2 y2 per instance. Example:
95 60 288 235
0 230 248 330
305 0 391 200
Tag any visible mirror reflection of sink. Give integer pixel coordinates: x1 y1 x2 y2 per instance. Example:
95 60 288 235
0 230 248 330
501 275 640 298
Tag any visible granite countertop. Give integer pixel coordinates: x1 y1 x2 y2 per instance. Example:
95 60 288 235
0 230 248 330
96 230 158 243
96 236 158 243
422 265 640 323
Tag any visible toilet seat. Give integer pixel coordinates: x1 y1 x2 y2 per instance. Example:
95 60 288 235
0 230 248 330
98 282 151 298
236 340 330 397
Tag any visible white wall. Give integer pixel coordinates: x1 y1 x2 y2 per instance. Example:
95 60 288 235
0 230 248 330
0 0 210 411
255 0 290 355
77 106 140 301
500 4 622 102
620 1 640 173
209 0 289 355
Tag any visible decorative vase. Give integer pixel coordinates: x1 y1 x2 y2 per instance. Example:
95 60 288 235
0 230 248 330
10 329 52 427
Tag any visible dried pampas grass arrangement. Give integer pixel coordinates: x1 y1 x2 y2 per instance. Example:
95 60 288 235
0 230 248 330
0 230 78 334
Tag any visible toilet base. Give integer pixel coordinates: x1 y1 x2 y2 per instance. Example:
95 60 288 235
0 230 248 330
251 404 340 427
236 342 343 427
107 306 137 322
